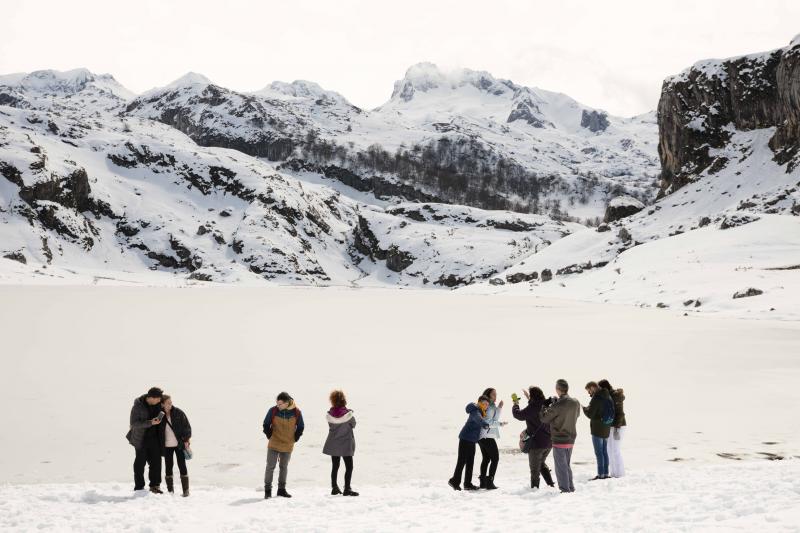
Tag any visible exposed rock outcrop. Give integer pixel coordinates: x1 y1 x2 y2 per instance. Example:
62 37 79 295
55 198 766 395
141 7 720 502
604 195 645 222
581 110 609 132
658 36 800 195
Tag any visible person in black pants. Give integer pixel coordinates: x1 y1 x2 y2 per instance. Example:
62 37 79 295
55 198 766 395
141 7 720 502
126 387 165 493
477 387 504 489
448 395 490 491
323 390 358 496
160 394 192 496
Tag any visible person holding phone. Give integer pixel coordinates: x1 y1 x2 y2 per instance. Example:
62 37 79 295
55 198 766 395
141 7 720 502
126 387 165 493
448 395 490 491
512 386 555 489
159 394 192 496
478 388 504 490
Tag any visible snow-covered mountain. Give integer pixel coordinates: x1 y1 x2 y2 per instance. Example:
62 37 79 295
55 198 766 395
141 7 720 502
0 68 579 286
483 36 800 318
1 39 798 317
125 64 660 221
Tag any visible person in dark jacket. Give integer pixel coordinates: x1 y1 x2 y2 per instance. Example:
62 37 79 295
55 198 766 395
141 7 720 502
159 394 192 496
599 379 626 478
126 387 164 493
583 381 612 480
262 392 305 499
512 386 555 489
540 379 581 493
323 390 358 496
448 395 490 491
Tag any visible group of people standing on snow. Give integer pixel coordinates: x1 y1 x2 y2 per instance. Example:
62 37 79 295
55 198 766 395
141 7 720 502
126 380 624 497
126 387 193 496
449 378 626 493
125 387 358 499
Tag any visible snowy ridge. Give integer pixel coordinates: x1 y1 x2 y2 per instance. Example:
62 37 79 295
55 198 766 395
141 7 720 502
0 79 580 287
124 62 659 219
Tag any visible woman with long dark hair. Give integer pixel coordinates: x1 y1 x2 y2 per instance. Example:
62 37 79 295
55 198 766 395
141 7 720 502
323 390 359 496
512 386 555 488
478 387 504 489
159 394 192 497
598 379 626 478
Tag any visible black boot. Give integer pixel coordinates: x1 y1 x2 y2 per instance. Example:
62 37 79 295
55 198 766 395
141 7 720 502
165 476 174 493
541 467 555 488
463 481 479 491
277 487 292 498
448 478 462 491
180 475 190 497
485 476 498 490
478 475 487 489
531 476 539 489
264 485 271 499
149 485 163 494
331 484 342 495
343 487 359 497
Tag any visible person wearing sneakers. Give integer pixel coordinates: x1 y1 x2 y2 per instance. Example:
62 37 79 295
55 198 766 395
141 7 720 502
262 392 305 499
323 390 359 496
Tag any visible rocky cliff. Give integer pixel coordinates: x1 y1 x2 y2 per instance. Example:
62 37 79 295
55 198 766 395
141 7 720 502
657 35 800 195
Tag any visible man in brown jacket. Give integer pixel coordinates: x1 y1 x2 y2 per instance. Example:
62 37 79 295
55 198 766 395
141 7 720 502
540 379 581 493
262 392 305 499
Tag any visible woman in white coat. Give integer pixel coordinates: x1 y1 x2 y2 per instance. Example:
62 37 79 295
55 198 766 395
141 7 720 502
478 387 504 490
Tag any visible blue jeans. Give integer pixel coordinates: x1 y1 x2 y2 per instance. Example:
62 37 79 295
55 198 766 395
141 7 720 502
591 435 609 477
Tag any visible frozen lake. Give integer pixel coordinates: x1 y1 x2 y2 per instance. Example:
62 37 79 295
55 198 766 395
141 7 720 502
2 286 799 489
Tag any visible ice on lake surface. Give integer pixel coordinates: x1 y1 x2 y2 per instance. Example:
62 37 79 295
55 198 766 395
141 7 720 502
1 286 799 531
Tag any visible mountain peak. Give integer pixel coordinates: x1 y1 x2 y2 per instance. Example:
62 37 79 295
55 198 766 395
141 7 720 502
390 63 514 103
165 72 213 89
0 68 95 92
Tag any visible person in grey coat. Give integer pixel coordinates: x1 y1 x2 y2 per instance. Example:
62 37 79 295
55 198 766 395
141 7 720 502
126 387 165 493
323 390 358 496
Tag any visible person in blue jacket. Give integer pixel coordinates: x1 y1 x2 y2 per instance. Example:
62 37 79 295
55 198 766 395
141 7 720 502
448 395 490 491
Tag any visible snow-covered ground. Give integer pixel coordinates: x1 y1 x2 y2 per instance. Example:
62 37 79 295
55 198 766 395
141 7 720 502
3 461 800 532
1 286 799 531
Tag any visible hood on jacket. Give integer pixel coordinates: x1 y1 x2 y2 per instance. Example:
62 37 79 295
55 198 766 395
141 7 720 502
326 410 354 424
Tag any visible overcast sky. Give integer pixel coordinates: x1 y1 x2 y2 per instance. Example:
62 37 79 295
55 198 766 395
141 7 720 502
2 0 798 116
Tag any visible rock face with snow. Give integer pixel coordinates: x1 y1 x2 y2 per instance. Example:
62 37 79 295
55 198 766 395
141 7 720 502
657 36 800 196
604 195 645 222
489 37 800 316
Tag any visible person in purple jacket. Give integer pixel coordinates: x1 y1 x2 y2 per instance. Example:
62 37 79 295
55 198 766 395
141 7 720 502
448 395 490 491
512 386 555 489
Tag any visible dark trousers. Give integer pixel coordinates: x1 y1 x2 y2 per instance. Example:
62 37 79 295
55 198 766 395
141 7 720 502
164 447 188 477
528 446 552 486
478 438 499 479
452 439 476 485
331 456 354 488
134 445 162 489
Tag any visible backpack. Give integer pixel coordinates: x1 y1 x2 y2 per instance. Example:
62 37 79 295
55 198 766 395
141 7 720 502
601 395 615 426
